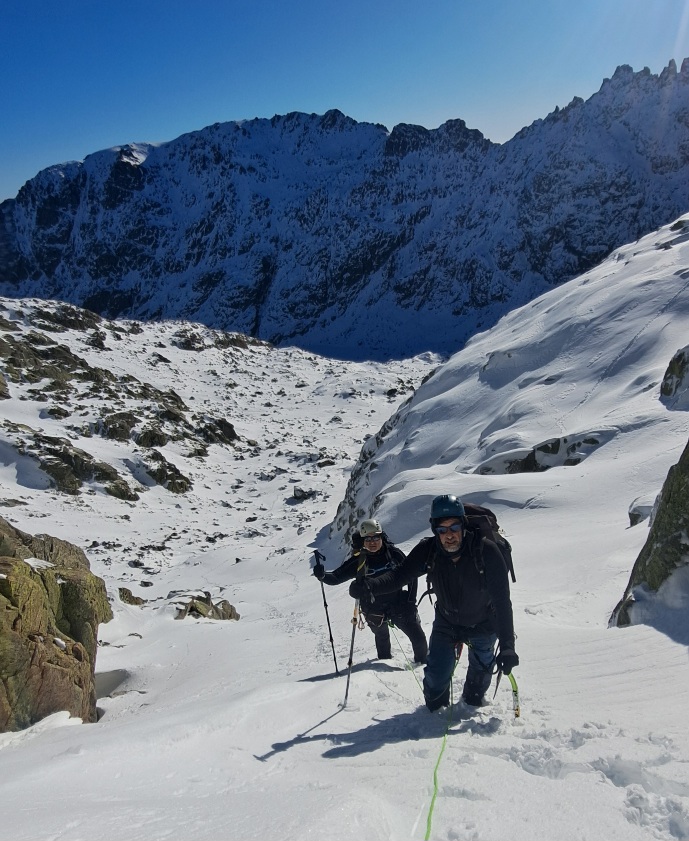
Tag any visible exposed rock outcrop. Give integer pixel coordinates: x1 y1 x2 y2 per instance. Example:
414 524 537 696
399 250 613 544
610 438 689 628
175 591 240 621
660 343 689 410
475 430 615 475
0 311 245 499
0 517 112 731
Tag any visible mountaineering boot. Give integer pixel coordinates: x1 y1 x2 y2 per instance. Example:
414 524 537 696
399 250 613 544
375 635 392 660
424 685 450 712
461 669 491 706
461 689 486 707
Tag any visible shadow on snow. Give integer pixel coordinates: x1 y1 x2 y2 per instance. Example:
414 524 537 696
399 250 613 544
254 701 502 762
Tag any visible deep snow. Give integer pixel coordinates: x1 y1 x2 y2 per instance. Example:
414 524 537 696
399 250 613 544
0 215 689 840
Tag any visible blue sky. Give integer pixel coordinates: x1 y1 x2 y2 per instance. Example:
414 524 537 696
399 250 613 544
2 0 689 201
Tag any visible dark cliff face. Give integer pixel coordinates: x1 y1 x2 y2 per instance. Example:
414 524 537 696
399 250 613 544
610 435 689 636
2 61 689 360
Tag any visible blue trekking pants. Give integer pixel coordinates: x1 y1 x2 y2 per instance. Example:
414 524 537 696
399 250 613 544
422 610 497 710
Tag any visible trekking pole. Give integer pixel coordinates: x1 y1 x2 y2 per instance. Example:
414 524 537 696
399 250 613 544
314 551 339 675
340 598 360 708
340 554 367 708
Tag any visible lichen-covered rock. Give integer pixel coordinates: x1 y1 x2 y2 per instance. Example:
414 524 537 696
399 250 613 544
610 437 689 627
136 424 169 448
33 436 121 493
0 517 112 731
98 411 141 441
175 591 240 621
0 330 115 395
199 417 238 445
118 587 146 606
142 450 192 493
27 302 103 333
105 478 140 501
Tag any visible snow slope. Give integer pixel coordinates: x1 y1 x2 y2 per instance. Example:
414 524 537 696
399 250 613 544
0 215 689 840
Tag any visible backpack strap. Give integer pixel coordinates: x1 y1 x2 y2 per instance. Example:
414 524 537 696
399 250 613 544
416 538 437 607
381 536 420 604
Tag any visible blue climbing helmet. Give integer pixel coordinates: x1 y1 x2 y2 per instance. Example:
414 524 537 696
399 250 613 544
429 494 465 525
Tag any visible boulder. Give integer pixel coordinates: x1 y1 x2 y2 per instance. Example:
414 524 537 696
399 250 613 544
142 450 192 494
175 591 240 621
660 344 689 409
0 517 112 731
118 587 146 606
610 438 689 628
136 424 169 448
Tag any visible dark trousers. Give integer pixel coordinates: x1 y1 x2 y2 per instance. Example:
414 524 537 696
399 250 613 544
422 610 497 710
363 603 428 663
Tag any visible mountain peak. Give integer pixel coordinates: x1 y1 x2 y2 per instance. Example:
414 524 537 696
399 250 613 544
2 62 689 360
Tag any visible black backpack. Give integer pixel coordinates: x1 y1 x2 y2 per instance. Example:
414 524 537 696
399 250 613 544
419 502 515 605
463 502 516 583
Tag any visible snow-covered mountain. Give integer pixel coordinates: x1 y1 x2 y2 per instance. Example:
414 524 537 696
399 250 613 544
2 60 689 359
333 214 689 559
0 211 688 840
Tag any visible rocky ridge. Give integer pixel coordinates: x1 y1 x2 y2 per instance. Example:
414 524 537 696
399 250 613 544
2 61 689 359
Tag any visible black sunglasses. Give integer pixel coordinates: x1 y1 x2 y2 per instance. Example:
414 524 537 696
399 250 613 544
434 523 463 535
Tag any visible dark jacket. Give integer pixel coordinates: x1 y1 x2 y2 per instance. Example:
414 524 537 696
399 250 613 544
322 539 417 611
365 528 515 649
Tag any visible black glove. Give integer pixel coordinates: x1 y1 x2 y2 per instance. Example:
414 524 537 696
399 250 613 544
348 579 371 600
497 648 519 675
312 562 326 581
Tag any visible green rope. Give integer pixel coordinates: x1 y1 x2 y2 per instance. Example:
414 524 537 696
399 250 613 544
386 629 518 837
423 657 460 840
388 622 424 694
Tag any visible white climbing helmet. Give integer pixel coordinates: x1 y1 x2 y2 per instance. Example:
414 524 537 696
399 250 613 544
359 518 382 537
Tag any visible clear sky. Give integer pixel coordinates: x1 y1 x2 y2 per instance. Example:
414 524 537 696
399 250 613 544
2 0 689 201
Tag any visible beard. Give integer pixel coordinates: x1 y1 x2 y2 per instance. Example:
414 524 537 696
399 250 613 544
435 535 462 559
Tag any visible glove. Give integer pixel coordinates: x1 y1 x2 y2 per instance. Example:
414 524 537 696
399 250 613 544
348 579 371 600
497 648 519 675
312 562 326 581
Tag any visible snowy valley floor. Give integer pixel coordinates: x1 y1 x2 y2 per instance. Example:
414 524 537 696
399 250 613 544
1 283 689 840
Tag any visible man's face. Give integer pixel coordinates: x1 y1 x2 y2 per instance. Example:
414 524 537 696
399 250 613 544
435 517 463 553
